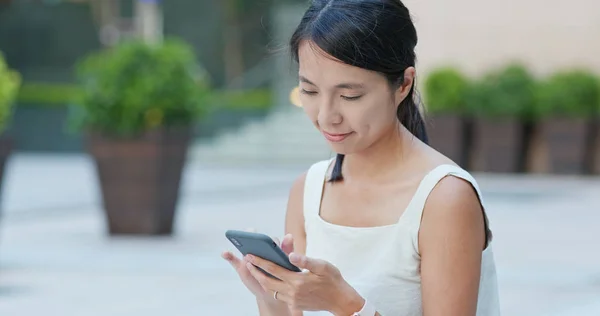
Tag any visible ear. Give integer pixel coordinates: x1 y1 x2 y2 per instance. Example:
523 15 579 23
394 66 416 104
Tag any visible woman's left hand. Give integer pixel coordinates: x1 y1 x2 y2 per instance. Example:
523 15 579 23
244 252 365 315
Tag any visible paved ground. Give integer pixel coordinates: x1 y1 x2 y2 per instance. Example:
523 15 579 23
0 154 599 315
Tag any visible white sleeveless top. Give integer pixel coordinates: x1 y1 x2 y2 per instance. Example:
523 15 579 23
302 159 501 316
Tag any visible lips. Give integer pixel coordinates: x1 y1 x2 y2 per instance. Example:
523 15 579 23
322 131 352 142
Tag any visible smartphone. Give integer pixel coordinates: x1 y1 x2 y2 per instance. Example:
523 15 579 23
225 230 301 279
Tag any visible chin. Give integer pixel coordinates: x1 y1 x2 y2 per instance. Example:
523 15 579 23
325 143 357 155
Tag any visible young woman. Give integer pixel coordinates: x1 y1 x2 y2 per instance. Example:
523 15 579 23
222 0 501 315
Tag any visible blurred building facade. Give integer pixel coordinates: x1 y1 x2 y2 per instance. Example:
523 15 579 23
194 0 600 165
403 0 600 77
0 0 598 164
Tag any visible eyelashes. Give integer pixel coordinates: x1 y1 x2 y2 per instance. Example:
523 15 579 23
341 95 362 101
300 89 363 101
300 89 317 95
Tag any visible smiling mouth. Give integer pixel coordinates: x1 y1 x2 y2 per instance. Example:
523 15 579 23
322 131 352 142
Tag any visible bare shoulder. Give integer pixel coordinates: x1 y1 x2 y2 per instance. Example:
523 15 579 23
427 174 483 217
420 174 485 249
418 174 487 315
285 171 308 254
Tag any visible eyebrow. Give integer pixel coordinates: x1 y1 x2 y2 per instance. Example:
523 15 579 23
299 76 365 90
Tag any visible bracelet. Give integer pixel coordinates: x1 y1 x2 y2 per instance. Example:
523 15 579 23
352 299 377 316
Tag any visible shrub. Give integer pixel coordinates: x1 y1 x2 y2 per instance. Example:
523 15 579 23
423 67 469 115
72 37 211 137
0 52 21 133
534 69 600 119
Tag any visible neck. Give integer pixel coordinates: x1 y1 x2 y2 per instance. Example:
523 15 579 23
343 125 418 183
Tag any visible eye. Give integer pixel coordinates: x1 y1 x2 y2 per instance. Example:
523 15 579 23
300 89 317 95
341 95 363 101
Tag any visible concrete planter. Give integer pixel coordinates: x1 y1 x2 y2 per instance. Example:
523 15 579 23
470 118 524 173
0 134 12 206
530 118 591 174
589 118 600 175
0 134 12 246
87 126 192 236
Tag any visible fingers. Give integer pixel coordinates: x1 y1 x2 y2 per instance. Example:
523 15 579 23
222 251 242 267
271 236 281 247
246 260 286 292
289 252 329 275
271 289 293 306
274 234 294 256
246 254 293 281
281 234 294 255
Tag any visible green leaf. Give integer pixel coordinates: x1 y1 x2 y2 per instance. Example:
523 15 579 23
534 69 600 119
423 67 469 115
465 63 537 120
72 37 212 137
0 51 21 133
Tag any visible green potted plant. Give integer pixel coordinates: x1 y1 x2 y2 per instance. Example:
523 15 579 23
466 63 537 173
532 69 600 174
71 38 210 235
593 80 600 174
423 66 471 168
0 51 20 201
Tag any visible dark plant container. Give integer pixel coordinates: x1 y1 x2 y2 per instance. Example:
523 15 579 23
87 126 192 235
540 118 590 174
470 118 523 173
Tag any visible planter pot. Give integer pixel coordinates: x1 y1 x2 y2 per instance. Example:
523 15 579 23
87 126 192 235
590 118 600 174
537 118 590 174
0 134 12 203
470 118 523 173
0 134 12 240
427 114 470 168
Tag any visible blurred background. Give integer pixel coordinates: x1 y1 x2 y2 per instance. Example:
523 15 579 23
0 0 599 315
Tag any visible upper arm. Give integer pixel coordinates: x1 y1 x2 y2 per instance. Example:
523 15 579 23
284 172 308 256
419 176 486 316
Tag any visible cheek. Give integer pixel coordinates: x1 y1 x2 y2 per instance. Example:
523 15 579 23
300 98 319 122
352 103 396 133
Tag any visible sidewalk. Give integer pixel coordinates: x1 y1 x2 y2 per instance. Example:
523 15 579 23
0 154 599 315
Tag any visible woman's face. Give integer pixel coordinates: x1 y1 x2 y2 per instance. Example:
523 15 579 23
297 41 414 154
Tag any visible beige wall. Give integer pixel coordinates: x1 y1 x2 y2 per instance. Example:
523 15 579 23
403 0 600 78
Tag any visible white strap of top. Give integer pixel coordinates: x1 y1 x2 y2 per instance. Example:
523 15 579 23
402 164 485 228
303 159 333 219
302 161 487 233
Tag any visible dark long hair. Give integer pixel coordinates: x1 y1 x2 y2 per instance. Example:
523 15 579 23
290 0 428 182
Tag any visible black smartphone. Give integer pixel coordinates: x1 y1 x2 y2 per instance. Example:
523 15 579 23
225 230 301 279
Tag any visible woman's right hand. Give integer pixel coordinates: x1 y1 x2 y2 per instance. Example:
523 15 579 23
222 232 295 301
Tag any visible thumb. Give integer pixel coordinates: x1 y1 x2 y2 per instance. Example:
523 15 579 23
289 252 327 274
281 234 294 255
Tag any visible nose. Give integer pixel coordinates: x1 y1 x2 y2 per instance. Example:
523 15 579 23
317 101 343 126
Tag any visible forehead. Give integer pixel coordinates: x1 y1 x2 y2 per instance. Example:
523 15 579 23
297 41 382 86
